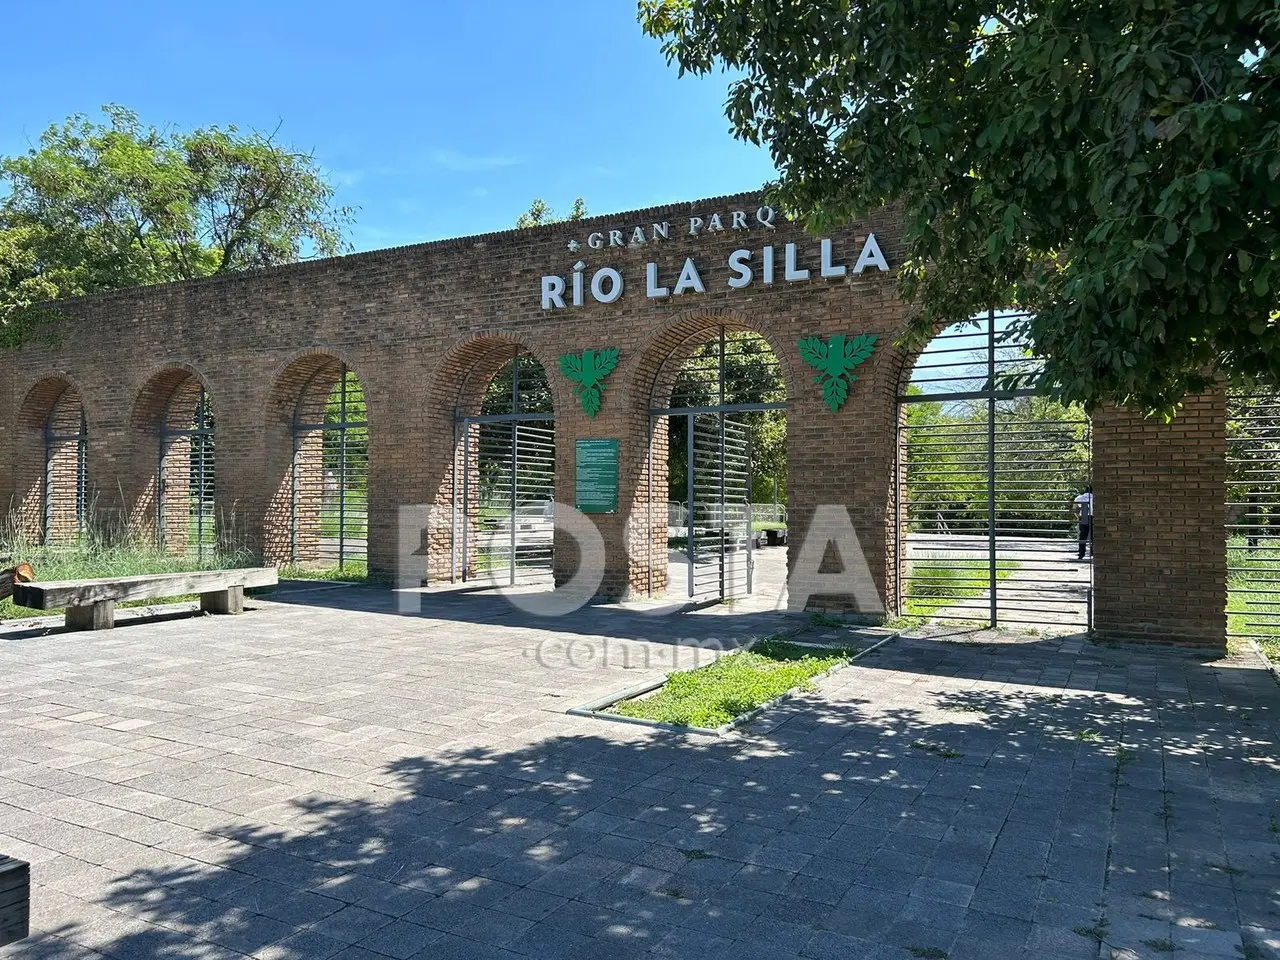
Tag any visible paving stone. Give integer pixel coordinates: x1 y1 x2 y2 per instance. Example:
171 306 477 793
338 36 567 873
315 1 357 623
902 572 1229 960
2 604 1276 960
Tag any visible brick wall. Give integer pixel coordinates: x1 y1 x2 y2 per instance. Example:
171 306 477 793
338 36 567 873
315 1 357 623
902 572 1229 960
1092 391 1227 648
0 190 1231 644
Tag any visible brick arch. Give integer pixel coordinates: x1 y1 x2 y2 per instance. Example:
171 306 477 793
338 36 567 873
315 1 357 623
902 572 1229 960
425 330 567 419
11 377 88 544
625 307 799 413
421 331 566 584
127 363 216 551
621 308 796 598
130 362 213 434
262 349 371 567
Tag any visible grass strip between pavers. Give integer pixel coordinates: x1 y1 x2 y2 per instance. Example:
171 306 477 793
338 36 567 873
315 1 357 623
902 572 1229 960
605 636 855 729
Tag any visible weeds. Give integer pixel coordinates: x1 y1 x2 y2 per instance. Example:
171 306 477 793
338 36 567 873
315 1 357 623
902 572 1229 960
911 739 962 759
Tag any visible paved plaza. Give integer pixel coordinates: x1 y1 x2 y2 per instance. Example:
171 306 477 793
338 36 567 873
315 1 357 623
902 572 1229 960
0 584 1277 959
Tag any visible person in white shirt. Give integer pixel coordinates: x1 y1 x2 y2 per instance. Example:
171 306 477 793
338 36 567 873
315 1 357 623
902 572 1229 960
1073 485 1094 560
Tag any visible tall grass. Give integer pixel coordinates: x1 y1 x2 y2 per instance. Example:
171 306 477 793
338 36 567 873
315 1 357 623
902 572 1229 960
905 558 1019 618
1 510 255 621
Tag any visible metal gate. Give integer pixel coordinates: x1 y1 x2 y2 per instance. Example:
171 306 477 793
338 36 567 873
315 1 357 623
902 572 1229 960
452 353 556 585
649 328 783 601
1226 393 1280 645
43 388 87 545
159 382 216 559
291 367 368 570
896 311 1093 629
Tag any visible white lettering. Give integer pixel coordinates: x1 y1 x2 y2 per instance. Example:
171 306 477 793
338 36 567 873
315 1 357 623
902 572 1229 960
608 229 624 247
786 506 885 614
646 262 670 298
591 267 624 303
727 249 753 289
630 226 647 245
785 243 810 282
673 257 706 295
853 232 890 274
731 210 748 230
820 238 847 278
707 213 724 232
689 217 704 236
651 221 670 241
541 275 566 310
572 260 586 306
762 245 775 285
756 206 777 229
587 232 604 250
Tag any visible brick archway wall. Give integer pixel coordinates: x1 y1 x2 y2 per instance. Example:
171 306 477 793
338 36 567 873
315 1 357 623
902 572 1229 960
422 332 567 584
13 377 87 544
623 309 798 597
129 364 213 550
262 349 370 567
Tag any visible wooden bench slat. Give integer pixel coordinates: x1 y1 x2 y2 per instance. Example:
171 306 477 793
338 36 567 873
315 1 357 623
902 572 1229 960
0 855 29 947
13 567 278 610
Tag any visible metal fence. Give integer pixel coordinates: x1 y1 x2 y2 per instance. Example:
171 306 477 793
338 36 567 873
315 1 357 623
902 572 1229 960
1226 393 1280 645
159 381 216 560
43 387 87 545
896 310 1092 629
291 367 368 571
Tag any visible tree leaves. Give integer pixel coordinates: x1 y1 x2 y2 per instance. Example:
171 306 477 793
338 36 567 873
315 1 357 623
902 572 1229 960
643 1 1280 416
1 105 353 346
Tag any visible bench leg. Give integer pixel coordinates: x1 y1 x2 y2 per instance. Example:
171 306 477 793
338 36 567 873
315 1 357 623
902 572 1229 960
200 585 244 615
66 601 115 631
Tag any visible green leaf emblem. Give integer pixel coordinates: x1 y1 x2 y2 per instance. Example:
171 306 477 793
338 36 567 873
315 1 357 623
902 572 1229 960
797 333 878 412
559 347 621 418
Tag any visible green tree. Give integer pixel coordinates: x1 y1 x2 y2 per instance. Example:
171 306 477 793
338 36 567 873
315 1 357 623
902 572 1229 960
640 1 1280 415
0 105 353 346
515 197 588 228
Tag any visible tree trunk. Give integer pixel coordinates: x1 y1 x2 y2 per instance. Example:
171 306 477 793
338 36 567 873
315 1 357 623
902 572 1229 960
0 564 35 602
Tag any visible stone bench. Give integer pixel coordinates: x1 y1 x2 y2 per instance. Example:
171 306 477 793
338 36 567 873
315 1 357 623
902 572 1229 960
0 855 29 947
13 567 278 631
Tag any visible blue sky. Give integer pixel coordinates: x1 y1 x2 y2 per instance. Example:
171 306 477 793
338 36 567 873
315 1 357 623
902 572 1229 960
0 0 777 252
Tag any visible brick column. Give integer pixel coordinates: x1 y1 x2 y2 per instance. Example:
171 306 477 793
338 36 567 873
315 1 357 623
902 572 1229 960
1092 391 1226 648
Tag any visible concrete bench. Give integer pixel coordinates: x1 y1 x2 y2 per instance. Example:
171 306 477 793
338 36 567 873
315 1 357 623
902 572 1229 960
0 855 29 947
13 567 278 631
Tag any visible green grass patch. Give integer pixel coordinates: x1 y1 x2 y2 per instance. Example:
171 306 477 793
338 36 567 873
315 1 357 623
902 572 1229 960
606 636 853 728
1226 536 1280 660
1 540 253 621
905 557 1019 618
318 490 368 539
280 561 368 582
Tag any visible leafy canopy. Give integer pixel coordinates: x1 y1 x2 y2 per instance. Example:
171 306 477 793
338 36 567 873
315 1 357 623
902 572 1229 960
0 105 353 346
640 0 1280 415
515 197 588 228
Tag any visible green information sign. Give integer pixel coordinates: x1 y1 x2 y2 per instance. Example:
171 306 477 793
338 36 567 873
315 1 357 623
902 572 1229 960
576 438 619 514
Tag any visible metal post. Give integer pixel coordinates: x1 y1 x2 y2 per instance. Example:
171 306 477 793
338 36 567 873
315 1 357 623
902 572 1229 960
76 411 88 539
746 424 754 595
718 327 727 601
338 370 347 570
510 422 518 587
43 425 53 546
510 351 520 587
687 414 696 598
195 389 206 562
894 414 902 616
450 414 459 583
987 309 998 627
290 433 300 564
461 424 471 582
647 417 654 597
